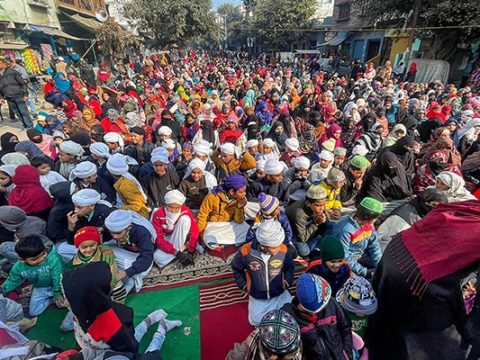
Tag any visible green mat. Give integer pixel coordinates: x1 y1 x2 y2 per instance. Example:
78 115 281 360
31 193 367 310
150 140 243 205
25 284 201 359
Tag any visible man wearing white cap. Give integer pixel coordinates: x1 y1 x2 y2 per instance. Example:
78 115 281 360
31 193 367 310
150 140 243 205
70 161 116 204
211 142 241 179
140 147 180 209
57 188 114 261
257 138 279 162
151 190 199 268
179 158 218 210
248 159 290 206
309 150 334 184
103 132 124 154
279 138 301 167
231 220 294 326
104 209 155 294
286 156 312 201
107 153 149 218
193 141 216 175
55 140 85 179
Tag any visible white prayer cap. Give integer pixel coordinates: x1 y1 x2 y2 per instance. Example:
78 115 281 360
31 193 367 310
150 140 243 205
246 139 259 148
151 147 169 164
70 161 97 180
256 159 266 172
193 142 211 156
158 126 173 136
60 141 84 157
72 189 101 206
220 143 236 155
351 144 369 156
103 132 124 148
105 209 132 232
1 153 29 166
90 142 110 158
292 156 311 170
188 158 206 171
319 150 334 162
164 190 186 205
256 220 285 247
285 138 299 152
264 159 284 176
162 139 176 150
106 153 129 175
263 138 275 147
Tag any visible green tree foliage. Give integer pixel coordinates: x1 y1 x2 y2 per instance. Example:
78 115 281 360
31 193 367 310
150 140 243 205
355 0 480 60
123 0 218 48
217 3 249 51
253 0 316 51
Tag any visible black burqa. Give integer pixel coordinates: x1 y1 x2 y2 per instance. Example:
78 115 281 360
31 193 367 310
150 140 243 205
387 135 416 178
356 151 412 204
0 132 18 160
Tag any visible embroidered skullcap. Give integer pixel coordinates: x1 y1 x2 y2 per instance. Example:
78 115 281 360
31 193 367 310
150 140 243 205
256 220 285 247
106 153 129 175
319 150 334 162
60 141 84 157
71 189 101 206
285 138 299 152
90 142 110 158
292 156 310 170
164 190 186 205
264 159 284 175
105 209 133 232
151 147 169 164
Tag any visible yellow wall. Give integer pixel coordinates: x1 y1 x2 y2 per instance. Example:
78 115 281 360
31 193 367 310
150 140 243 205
389 36 409 63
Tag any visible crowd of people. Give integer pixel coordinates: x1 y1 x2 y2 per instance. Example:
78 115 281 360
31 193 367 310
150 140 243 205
0 50 480 360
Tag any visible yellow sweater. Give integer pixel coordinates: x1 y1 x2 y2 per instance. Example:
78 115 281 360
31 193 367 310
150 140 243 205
114 176 149 218
197 191 245 233
320 181 342 210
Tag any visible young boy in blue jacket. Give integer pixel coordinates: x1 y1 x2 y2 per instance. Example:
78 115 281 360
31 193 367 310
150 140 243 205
231 220 294 326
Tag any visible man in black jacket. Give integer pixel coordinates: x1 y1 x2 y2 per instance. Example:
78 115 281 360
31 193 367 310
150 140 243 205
0 57 32 128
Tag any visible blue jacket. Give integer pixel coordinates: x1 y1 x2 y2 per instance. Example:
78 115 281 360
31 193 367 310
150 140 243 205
245 209 293 245
231 241 294 300
329 215 382 276
386 104 399 125
122 224 154 277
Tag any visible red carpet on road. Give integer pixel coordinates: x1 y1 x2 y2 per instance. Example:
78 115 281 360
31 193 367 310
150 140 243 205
199 281 254 360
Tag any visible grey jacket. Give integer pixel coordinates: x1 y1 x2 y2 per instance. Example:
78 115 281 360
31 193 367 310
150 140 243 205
285 199 329 243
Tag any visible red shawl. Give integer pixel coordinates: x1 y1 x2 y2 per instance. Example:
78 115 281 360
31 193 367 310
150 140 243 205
9 165 54 214
391 200 480 296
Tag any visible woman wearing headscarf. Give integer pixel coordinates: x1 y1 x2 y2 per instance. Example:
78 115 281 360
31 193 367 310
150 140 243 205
255 100 273 126
78 107 99 131
320 123 343 149
414 150 462 193
456 117 480 153
341 118 359 150
417 118 443 143
192 118 220 149
14 139 48 160
26 128 54 158
268 122 288 153
356 151 413 204
435 171 477 203
0 132 19 159
9 164 54 220
353 123 384 161
179 158 218 210
382 124 407 148
371 201 480 360
420 134 462 166
378 188 448 250
386 135 416 178
243 89 255 108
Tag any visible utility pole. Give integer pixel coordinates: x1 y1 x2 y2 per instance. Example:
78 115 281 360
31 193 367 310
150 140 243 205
408 0 421 50
224 15 228 50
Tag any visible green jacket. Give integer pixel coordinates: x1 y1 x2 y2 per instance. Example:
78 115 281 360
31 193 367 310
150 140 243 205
1 246 65 298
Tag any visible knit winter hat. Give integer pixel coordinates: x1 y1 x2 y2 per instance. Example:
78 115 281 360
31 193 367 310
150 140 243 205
259 310 301 355
258 193 280 218
320 235 345 262
349 155 369 170
359 197 384 215
256 220 285 247
296 273 332 314
306 184 327 200
336 276 378 316
74 226 101 248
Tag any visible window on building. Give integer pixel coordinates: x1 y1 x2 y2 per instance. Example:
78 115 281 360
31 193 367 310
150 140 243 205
337 3 351 21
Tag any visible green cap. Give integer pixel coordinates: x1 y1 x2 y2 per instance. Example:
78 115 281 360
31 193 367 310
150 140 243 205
359 197 384 215
349 155 369 170
320 235 345 262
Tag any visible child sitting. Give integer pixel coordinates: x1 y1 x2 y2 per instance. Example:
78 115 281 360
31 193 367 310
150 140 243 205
336 276 378 359
286 156 311 201
306 234 351 295
66 226 126 302
0 236 65 317
30 156 66 195
231 220 294 326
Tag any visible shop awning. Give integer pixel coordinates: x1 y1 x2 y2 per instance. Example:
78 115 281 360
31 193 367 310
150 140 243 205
0 42 29 50
318 31 349 47
65 13 102 33
42 27 86 41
